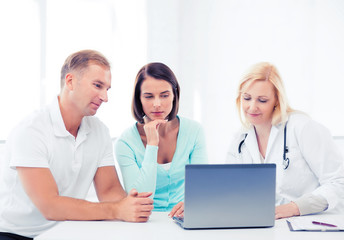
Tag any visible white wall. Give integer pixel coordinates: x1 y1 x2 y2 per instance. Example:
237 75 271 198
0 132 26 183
146 0 344 163
1 0 344 164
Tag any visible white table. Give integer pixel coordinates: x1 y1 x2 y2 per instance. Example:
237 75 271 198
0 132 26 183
35 212 343 240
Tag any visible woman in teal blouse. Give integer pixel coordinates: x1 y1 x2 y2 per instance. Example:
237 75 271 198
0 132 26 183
115 62 207 216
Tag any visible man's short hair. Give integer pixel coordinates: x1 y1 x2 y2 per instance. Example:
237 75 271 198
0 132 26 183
60 49 110 89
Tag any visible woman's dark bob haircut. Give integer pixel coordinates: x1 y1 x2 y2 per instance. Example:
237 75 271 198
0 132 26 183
132 62 180 124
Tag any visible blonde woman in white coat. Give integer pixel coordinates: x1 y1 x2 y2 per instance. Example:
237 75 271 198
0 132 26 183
226 62 344 219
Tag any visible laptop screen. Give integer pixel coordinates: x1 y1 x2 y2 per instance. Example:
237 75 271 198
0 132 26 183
183 164 276 229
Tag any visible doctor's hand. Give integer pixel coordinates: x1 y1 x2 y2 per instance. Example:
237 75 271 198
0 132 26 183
275 202 300 219
143 116 167 146
168 202 184 218
114 189 154 222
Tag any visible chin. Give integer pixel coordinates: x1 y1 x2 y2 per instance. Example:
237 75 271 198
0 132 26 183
87 110 98 116
151 116 166 121
247 118 261 126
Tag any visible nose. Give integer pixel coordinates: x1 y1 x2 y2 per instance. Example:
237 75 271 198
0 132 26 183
100 89 108 103
248 100 257 111
153 97 161 107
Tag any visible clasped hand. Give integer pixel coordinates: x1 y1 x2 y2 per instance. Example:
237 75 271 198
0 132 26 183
116 189 154 222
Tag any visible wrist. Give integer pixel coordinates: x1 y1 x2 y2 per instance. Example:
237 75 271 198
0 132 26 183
291 201 300 216
100 201 119 220
147 141 158 146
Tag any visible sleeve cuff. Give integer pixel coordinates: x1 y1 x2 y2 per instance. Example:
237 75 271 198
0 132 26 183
293 193 328 215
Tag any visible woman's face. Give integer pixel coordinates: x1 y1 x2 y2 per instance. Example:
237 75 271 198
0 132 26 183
241 80 277 127
140 76 174 121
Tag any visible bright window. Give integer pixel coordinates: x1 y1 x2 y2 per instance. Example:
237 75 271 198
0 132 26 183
0 0 148 140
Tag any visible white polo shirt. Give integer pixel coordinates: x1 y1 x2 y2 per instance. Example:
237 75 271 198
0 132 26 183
0 97 115 238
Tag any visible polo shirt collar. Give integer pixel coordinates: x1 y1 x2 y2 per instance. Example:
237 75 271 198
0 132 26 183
49 96 91 138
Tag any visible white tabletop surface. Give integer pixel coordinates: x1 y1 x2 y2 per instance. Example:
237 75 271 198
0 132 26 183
35 212 343 240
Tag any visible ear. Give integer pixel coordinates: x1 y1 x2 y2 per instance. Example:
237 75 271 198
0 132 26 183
65 73 74 90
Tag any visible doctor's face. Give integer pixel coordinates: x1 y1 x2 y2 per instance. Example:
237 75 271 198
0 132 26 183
241 80 277 127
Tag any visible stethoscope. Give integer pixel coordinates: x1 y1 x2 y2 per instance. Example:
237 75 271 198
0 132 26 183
238 122 290 170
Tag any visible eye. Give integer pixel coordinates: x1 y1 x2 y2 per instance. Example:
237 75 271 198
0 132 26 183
144 95 153 99
161 94 169 98
243 96 251 101
94 83 102 89
258 99 268 103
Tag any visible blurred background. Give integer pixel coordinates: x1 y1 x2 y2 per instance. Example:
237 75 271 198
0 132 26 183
1 0 344 163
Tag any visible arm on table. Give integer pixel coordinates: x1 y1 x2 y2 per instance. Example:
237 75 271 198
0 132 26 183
17 167 153 222
93 166 126 202
298 121 344 212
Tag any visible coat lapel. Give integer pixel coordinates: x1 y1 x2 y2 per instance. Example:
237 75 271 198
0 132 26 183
244 128 261 163
265 125 280 161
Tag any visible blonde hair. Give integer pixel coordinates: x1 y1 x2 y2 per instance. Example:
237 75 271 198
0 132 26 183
236 62 293 129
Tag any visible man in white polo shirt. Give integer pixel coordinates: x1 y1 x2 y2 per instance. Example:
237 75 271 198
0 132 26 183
0 50 153 240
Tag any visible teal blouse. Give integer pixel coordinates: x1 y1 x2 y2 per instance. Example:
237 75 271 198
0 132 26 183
115 116 208 211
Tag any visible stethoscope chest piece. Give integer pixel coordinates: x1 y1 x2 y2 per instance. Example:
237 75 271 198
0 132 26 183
283 156 290 170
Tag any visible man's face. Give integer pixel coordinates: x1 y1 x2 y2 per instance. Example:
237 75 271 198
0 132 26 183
70 64 111 117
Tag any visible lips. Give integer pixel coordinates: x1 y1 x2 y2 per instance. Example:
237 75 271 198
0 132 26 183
247 113 260 117
152 112 163 115
91 102 101 109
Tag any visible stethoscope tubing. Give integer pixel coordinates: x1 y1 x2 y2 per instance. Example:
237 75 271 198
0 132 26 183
238 122 289 169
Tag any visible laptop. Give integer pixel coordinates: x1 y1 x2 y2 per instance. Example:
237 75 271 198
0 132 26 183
173 164 276 229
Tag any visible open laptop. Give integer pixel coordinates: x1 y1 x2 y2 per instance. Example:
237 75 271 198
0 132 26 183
173 164 276 229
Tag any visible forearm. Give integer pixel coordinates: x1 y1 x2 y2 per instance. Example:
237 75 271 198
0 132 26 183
39 195 119 221
41 191 153 223
97 186 127 202
121 145 158 193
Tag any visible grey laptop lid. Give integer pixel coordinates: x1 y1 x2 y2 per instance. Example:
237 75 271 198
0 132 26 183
181 164 276 229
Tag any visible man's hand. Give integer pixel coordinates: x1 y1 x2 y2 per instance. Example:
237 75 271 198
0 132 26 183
114 189 154 222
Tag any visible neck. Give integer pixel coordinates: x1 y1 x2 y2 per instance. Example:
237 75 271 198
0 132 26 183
253 123 272 139
158 117 179 136
254 123 272 159
58 95 83 138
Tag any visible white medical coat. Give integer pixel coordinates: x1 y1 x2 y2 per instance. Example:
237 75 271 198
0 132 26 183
226 112 344 212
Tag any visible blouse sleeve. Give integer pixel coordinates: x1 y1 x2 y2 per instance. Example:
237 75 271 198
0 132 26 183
189 125 208 164
115 138 158 197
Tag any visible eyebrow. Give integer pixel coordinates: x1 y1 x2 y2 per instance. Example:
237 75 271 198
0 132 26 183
242 93 269 98
142 90 171 94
